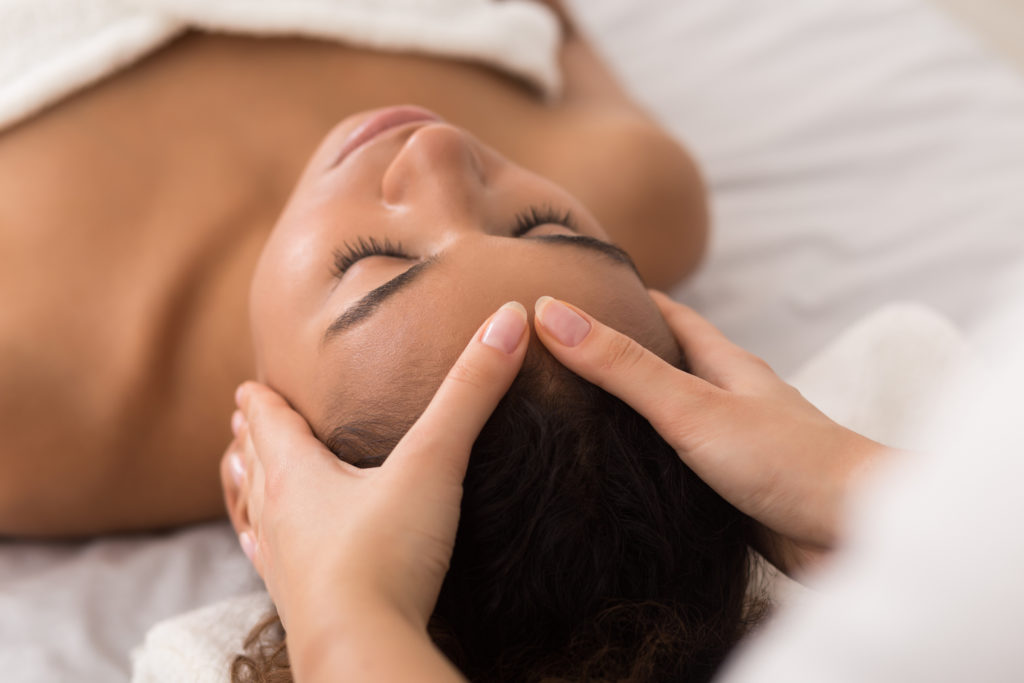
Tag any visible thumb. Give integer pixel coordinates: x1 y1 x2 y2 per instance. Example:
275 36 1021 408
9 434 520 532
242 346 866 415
387 301 529 482
647 290 779 393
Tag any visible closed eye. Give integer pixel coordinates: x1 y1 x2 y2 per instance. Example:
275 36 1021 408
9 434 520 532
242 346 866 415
510 205 579 237
331 236 411 278
323 228 639 343
330 205 578 279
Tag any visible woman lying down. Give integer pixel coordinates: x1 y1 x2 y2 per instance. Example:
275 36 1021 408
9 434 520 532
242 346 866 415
220 64 889 683
225 105 759 682
0 2 895 682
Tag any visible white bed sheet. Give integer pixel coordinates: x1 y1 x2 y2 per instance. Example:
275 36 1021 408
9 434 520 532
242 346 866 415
4 0 1024 680
569 0 1024 376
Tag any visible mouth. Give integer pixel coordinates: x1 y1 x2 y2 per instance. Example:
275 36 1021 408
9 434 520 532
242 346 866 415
329 106 442 169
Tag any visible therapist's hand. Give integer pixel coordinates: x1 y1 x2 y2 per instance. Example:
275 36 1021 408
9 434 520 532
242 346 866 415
534 293 891 575
220 302 528 657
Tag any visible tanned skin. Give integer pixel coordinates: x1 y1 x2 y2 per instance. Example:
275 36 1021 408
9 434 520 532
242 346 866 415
0 9 707 536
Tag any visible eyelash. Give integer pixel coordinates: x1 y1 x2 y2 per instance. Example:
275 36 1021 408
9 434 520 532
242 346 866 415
331 204 579 276
511 205 579 237
331 236 409 277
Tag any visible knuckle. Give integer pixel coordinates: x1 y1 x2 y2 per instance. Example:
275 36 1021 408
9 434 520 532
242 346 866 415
246 396 271 427
218 450 234 487
246 387 287 423
697 384 729 414
596 332 648 376
659 385 726 441
744 351 773 372
665 305 692 329
219 443 234 470
262 467 287 504
443 357 493 393
775 381 806 403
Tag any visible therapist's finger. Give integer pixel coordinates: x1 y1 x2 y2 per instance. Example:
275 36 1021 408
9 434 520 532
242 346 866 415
235 381 347 574
241 427 266 550
236 381 340 477
533 296 721 443
220 434 252 534
390 301 529 479
648 290 778 392
216 424 267 578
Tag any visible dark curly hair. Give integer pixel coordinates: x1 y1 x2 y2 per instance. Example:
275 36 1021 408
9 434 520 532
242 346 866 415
233 348 767 683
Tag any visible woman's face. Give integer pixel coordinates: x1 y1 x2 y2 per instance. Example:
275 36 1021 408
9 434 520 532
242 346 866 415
251 106 678 434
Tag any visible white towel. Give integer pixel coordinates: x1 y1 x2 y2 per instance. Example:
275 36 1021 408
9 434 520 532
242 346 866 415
0 0 561 131
130 302 972 682
131 591 273 683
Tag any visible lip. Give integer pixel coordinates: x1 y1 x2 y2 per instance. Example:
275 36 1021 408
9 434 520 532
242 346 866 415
329 106 441 169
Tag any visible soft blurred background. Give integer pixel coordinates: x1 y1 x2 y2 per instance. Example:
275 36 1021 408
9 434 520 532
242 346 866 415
2 1 1023 681
932 0 1024 70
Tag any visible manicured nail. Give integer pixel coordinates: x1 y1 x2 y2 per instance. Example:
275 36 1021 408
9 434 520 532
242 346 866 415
231 409 245 436
229 452 246 487
535 296 591 347
239 531 256 563
481 302 528 353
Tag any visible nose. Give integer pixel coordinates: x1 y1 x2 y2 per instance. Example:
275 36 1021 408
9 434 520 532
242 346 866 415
381 123 487 208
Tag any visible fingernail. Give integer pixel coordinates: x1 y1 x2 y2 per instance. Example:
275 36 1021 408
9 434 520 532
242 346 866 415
480 302 527 353
239 531 256 563
535 296 591 347
229 452 246 487
231 409 245 436
234 383 247 408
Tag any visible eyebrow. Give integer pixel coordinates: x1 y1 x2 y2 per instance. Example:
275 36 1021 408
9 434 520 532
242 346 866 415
321 234 638 344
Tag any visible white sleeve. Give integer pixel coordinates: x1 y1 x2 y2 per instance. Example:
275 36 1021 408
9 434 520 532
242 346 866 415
716 299 1024 683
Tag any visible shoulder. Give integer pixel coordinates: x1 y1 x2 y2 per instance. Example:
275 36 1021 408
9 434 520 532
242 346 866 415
531 105 710 289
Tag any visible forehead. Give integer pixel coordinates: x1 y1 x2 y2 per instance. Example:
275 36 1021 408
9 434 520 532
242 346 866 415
284 242 673 439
